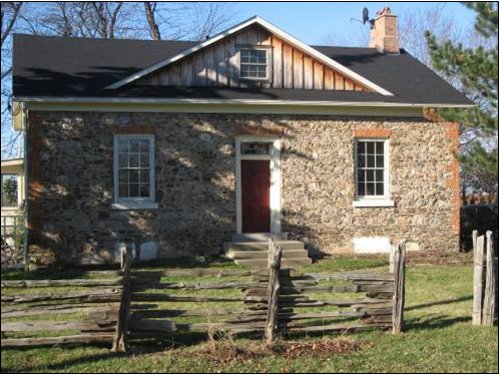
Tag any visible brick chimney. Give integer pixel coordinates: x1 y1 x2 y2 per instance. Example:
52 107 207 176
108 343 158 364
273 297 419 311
369 7 400 54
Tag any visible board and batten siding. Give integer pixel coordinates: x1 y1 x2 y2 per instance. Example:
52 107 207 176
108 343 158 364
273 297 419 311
138 25 369 91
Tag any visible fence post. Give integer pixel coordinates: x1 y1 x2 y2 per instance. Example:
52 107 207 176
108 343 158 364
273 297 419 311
389 244 396 274
472 234 484 326
265 238 282 345
392 240 406 334
472 230 478 254
482 231 495 326
23 213 29 271
112 243 134 352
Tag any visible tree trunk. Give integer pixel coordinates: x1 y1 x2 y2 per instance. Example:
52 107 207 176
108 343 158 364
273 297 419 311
144 2 161 40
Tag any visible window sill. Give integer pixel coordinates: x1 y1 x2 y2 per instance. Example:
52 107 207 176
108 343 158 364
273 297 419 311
239 77 270 82
111 202 159 210
352 199 395 208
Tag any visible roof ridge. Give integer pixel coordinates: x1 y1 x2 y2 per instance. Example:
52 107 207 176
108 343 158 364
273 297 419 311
13 33 391 52
13 33 199 44
311 45 379 50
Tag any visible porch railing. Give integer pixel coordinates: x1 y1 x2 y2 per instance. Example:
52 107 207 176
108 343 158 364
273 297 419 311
1 214 26 270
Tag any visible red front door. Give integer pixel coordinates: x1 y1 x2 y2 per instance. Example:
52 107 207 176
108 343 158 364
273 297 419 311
241 160 270 233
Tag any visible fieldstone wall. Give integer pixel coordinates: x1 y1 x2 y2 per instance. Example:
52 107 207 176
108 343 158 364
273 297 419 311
27 111 459 264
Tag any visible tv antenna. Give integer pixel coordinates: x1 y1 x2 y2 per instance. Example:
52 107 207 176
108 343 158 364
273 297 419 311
351 7 375 28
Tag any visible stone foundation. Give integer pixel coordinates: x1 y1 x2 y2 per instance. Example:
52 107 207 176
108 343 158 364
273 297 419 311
27 111 460 264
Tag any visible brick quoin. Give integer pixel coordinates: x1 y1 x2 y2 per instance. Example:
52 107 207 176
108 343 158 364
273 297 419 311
112 125 156 134
27 121 44 232
353 128 392 138
445 122 461 234
234 124 285 136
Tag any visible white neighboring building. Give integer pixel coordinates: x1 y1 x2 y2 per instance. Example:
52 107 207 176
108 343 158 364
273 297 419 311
1 158 24 217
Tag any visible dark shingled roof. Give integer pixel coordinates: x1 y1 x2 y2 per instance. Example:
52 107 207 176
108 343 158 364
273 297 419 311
13 34 472 105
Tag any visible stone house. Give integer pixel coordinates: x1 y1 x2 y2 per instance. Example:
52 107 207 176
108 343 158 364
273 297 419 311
11 11 473 265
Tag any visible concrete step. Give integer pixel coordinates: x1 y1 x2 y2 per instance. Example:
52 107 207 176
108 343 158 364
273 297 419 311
235 257 312 269
229 240 305 252
227 248 309 260
231 233 288 242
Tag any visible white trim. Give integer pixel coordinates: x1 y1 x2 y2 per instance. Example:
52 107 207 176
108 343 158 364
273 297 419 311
105 16 393 95
15 97 474 121
1 159 23 168
16 96 476 109
235 136 281 234
113 134 156 207
352 199 395 208
111 202 159 210
354 138 391 202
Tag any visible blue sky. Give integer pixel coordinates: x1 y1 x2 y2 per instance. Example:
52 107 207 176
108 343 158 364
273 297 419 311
233 2 476 46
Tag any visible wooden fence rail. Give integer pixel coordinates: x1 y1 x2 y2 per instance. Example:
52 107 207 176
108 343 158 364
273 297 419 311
0 244 129 348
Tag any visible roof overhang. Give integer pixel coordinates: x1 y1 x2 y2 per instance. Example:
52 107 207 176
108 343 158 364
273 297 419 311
14 96 476 108
105 16 394 96
13 96 475 122
1 158 23 168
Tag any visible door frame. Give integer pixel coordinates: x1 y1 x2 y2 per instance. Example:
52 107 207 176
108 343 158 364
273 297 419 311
235 135 281 234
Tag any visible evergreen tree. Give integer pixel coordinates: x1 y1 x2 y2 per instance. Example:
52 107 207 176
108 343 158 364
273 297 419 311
425 2 498 195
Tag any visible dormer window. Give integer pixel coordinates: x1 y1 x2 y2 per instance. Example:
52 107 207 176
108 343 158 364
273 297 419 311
239 48 268 80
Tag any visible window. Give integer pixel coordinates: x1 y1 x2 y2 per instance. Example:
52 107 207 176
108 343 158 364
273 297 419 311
1 174 18 208
240 142 272 156
355 139 389 200
114 135 155 206
240 49 268 79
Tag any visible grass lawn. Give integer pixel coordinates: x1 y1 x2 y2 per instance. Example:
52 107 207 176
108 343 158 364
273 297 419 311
1 255 498 373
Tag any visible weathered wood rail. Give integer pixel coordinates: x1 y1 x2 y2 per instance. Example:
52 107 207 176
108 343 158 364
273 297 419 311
0 243 130 348
124 239 406 344
1 240 408 350
472 230 498 326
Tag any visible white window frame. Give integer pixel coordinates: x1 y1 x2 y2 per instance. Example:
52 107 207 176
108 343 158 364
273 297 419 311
112 134 158 210
238 48 270 81
235 136 281 234
353 138 394 208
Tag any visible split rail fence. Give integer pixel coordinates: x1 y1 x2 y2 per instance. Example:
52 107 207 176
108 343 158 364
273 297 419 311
1 241 407 350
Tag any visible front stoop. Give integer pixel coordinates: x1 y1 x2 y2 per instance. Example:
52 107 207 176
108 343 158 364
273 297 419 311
226 234 311 269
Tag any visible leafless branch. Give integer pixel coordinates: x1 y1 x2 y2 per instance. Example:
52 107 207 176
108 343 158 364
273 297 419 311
1 2 22 47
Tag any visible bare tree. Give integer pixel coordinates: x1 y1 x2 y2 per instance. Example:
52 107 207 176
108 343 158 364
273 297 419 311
144 2 160 40
320 33 337 47
189 2 234 41
1 2 22 46
1 2 23 158
35 2 130 39
141 2 235 41
398 4 463 67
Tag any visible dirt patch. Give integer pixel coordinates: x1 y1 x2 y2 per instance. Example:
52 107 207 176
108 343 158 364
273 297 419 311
276 337 371 359
190 332 371 366
407 250 472 266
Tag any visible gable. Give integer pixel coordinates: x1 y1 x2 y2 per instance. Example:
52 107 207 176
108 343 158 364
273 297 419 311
107 17 393 95
137 24 369 92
